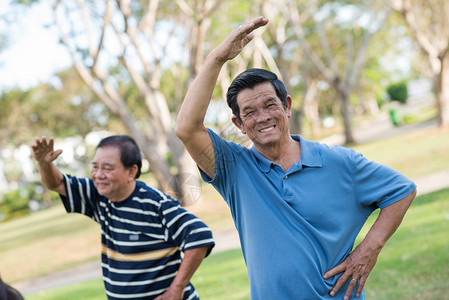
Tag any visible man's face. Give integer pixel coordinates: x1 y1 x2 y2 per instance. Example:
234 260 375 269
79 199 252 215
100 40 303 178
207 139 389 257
91 146 135 201
233 82 292 149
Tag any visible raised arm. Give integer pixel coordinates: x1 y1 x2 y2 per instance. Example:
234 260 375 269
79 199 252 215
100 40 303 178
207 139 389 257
175 16 268 178
324 189 417 299
31 137 66 196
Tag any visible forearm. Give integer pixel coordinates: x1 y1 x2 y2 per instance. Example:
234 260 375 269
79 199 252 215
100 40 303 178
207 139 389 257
37 162 65 195
168 247 209 292
176 55 224 138
325 189 416 298
360 189 416 252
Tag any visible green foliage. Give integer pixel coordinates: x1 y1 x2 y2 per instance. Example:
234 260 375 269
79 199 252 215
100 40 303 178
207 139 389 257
0 67 118 147
386 81 408 104
0 189 29 220
0 182 58 221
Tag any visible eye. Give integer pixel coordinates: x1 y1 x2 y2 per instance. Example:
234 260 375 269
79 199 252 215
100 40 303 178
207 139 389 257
242 111 254 118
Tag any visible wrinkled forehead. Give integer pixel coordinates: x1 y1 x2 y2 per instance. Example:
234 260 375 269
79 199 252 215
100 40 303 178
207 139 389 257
237 82 279 108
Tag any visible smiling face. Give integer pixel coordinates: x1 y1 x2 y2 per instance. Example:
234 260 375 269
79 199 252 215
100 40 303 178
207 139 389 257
232 82 292 151
91 146 137 202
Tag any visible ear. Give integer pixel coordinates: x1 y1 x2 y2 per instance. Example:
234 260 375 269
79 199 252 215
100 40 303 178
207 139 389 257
232 115 246 134
285 95 293 118
127 165 138 181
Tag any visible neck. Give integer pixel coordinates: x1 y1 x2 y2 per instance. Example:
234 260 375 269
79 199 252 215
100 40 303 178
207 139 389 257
110 181 137 202
256 136 301 172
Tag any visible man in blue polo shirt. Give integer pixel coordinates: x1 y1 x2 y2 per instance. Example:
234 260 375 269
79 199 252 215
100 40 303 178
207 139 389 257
176 16 417 299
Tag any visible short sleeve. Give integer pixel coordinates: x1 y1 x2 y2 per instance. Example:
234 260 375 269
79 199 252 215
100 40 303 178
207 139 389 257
352 151 417 209
198 128 245 199
159 197 215 256
60 173 101 222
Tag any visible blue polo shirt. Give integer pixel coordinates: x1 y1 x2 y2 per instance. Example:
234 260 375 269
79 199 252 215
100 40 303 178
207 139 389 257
200 128 416 299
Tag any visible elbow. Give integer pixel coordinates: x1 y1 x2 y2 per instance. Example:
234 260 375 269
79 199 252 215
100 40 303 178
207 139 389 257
175 122 188 142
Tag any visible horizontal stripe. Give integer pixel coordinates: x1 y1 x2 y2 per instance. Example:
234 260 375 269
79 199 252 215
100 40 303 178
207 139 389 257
103 271 177 286
101 259 181 274
100 225 165 240
184 238 215 250
102 244 178 262
105 287 167 298
172 219 201 240
100 212 163 228
133 194 162 207
166 211 191 228
101 230 165 246
162 205 181 215
105 285 192 299
100 202 159 216
179 228 213 249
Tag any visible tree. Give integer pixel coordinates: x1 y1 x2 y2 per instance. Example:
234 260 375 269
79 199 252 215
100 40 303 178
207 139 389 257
390 0 449 128
49 0 224 205
0 69 110 148
283 0 392 144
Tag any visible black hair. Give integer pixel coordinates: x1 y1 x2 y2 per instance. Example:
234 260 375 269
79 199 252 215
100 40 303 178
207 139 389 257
0 277 24 300
226 68 288 122
97 135 142 179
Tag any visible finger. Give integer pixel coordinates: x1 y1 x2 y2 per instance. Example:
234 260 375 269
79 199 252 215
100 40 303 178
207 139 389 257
34 136 44 147
237 17 268 36
356 276 367 297
52 149 63 159
329 273 351 296
343 277 358 300
48 137 55 150
39 136 48 148
251 16 269 29
323 262 346 280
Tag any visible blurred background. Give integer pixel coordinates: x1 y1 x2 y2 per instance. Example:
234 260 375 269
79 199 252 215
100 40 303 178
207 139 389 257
1 0 448 299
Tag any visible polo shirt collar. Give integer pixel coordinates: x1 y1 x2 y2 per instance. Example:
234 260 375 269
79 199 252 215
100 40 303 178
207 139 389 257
250 135 323 173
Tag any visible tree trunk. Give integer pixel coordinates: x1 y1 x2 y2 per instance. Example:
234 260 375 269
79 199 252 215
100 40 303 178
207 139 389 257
336 83 355 144
436 54 449 128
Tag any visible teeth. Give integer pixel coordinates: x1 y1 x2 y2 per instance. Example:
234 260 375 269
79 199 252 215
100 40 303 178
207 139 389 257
260 126 274 132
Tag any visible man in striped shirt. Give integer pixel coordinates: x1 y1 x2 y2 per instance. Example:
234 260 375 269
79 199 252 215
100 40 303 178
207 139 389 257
31 135 215 300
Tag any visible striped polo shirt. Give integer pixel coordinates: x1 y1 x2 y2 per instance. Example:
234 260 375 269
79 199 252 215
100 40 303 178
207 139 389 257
60 174 215 300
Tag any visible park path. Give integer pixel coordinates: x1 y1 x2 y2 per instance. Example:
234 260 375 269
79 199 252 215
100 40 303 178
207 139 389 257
13 115 449 296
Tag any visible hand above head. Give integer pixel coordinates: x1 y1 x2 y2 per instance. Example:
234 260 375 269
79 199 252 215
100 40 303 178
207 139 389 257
211 16 269 64
31 136 63 164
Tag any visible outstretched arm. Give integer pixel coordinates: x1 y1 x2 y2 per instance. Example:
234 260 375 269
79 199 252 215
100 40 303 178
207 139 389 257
175 16 269 178
154 246 209 300
324 189 416 299
31 137 66 196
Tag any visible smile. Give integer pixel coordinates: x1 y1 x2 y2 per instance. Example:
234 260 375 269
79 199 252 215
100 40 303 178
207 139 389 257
259 126 275 133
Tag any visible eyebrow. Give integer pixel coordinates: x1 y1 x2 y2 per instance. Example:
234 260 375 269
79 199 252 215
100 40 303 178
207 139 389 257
91 162 114 167
241 97 278 112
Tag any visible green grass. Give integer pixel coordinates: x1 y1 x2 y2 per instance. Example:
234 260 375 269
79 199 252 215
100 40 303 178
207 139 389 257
350 126 449 179
25 188 449 300
0 205 100 283
26 278 107 300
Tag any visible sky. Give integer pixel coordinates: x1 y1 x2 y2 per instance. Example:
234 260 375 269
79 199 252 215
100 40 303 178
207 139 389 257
0 2 71 91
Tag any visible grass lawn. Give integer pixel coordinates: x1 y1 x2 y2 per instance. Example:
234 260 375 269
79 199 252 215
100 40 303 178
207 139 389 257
351 126 449 180
25 188 449 300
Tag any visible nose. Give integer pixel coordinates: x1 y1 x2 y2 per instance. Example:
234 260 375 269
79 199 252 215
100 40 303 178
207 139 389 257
255 109 271 123
93 168 106 178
